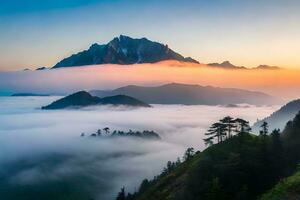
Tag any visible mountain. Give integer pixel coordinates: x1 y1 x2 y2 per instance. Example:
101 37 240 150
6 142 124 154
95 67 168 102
41 91 150 109
254 65 280 70
11 93 50 97
252 99 300 132
207 61 281 70
99 95 151 107
90 83 279 106
36 67 47 70
52 35 199 68
207 61 247 69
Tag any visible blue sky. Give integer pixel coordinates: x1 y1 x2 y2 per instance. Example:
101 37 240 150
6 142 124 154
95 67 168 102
0 0 300 70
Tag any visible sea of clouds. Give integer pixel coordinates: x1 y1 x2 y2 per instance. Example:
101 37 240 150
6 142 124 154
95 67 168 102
0 96 279 199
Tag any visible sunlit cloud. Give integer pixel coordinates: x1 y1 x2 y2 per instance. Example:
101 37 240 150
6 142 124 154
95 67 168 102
1 61 300 100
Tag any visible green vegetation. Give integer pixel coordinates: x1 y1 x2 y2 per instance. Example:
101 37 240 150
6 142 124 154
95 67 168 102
260 169 300 200
121 113 300 200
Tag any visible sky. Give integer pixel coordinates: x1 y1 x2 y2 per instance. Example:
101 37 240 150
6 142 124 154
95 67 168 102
0 0 300 70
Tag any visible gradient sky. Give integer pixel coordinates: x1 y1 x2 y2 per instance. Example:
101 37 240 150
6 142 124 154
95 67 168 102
0 0 300 70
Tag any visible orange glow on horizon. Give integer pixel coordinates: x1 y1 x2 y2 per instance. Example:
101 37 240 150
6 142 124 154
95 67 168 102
2 60 300 101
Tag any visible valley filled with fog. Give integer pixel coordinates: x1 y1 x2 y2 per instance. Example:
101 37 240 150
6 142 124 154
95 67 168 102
0 96 279 200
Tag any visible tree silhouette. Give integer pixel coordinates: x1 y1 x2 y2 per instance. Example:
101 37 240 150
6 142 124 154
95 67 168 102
203 136 214 147
270 129 281 148
103 127 110 135
234 118 251 134
220 116 236 139
184 147 195 161
260 121 269 136
116 187 126 200
205 122 226 144
176 157 181 165
204 117 251 146
139 179 150 193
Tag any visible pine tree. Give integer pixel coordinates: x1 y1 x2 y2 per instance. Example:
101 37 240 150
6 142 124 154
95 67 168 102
234 118 251 135
221 116 236 139
270 129 284 179
205 122 226 144
203 136 214 147
183 147 195 161
116 187 126 200
103 127 110 135
260 121 269 136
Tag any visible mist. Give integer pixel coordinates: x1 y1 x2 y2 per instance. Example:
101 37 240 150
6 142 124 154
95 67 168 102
0 96 279 199
1 61 300 100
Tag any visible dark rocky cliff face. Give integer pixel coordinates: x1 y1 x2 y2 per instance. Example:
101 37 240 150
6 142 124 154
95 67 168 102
53 35 198 68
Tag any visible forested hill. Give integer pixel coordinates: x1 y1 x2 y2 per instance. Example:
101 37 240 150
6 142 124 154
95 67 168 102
119 112 300 200
260 169 300 200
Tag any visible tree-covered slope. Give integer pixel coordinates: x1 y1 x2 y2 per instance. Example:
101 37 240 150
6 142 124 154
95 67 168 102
260 169 300 200
123 113 300 200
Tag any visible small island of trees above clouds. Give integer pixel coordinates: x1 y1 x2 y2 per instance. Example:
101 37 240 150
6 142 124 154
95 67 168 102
81 127 161 140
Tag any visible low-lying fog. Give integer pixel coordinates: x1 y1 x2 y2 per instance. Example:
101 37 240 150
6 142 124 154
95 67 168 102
1 62 300 99
0 96 279 200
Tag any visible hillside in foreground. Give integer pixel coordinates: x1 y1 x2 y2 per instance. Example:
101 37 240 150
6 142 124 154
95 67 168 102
260 170 300 200
122 112 300 200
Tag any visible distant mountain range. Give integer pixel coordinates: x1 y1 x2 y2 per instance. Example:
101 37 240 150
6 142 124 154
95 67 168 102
208 61 247 70
52 35 199 68
255 64 280 70
208 61 280 70
252 99 300 132
27 35 280 70
90 83 279 106
42 91 150 109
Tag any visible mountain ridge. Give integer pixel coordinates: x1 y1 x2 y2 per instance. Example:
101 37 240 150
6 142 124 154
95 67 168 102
90 83 280 105
42 91 151 109
52 35 199 68
207 61 281 70
252 99 300 132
